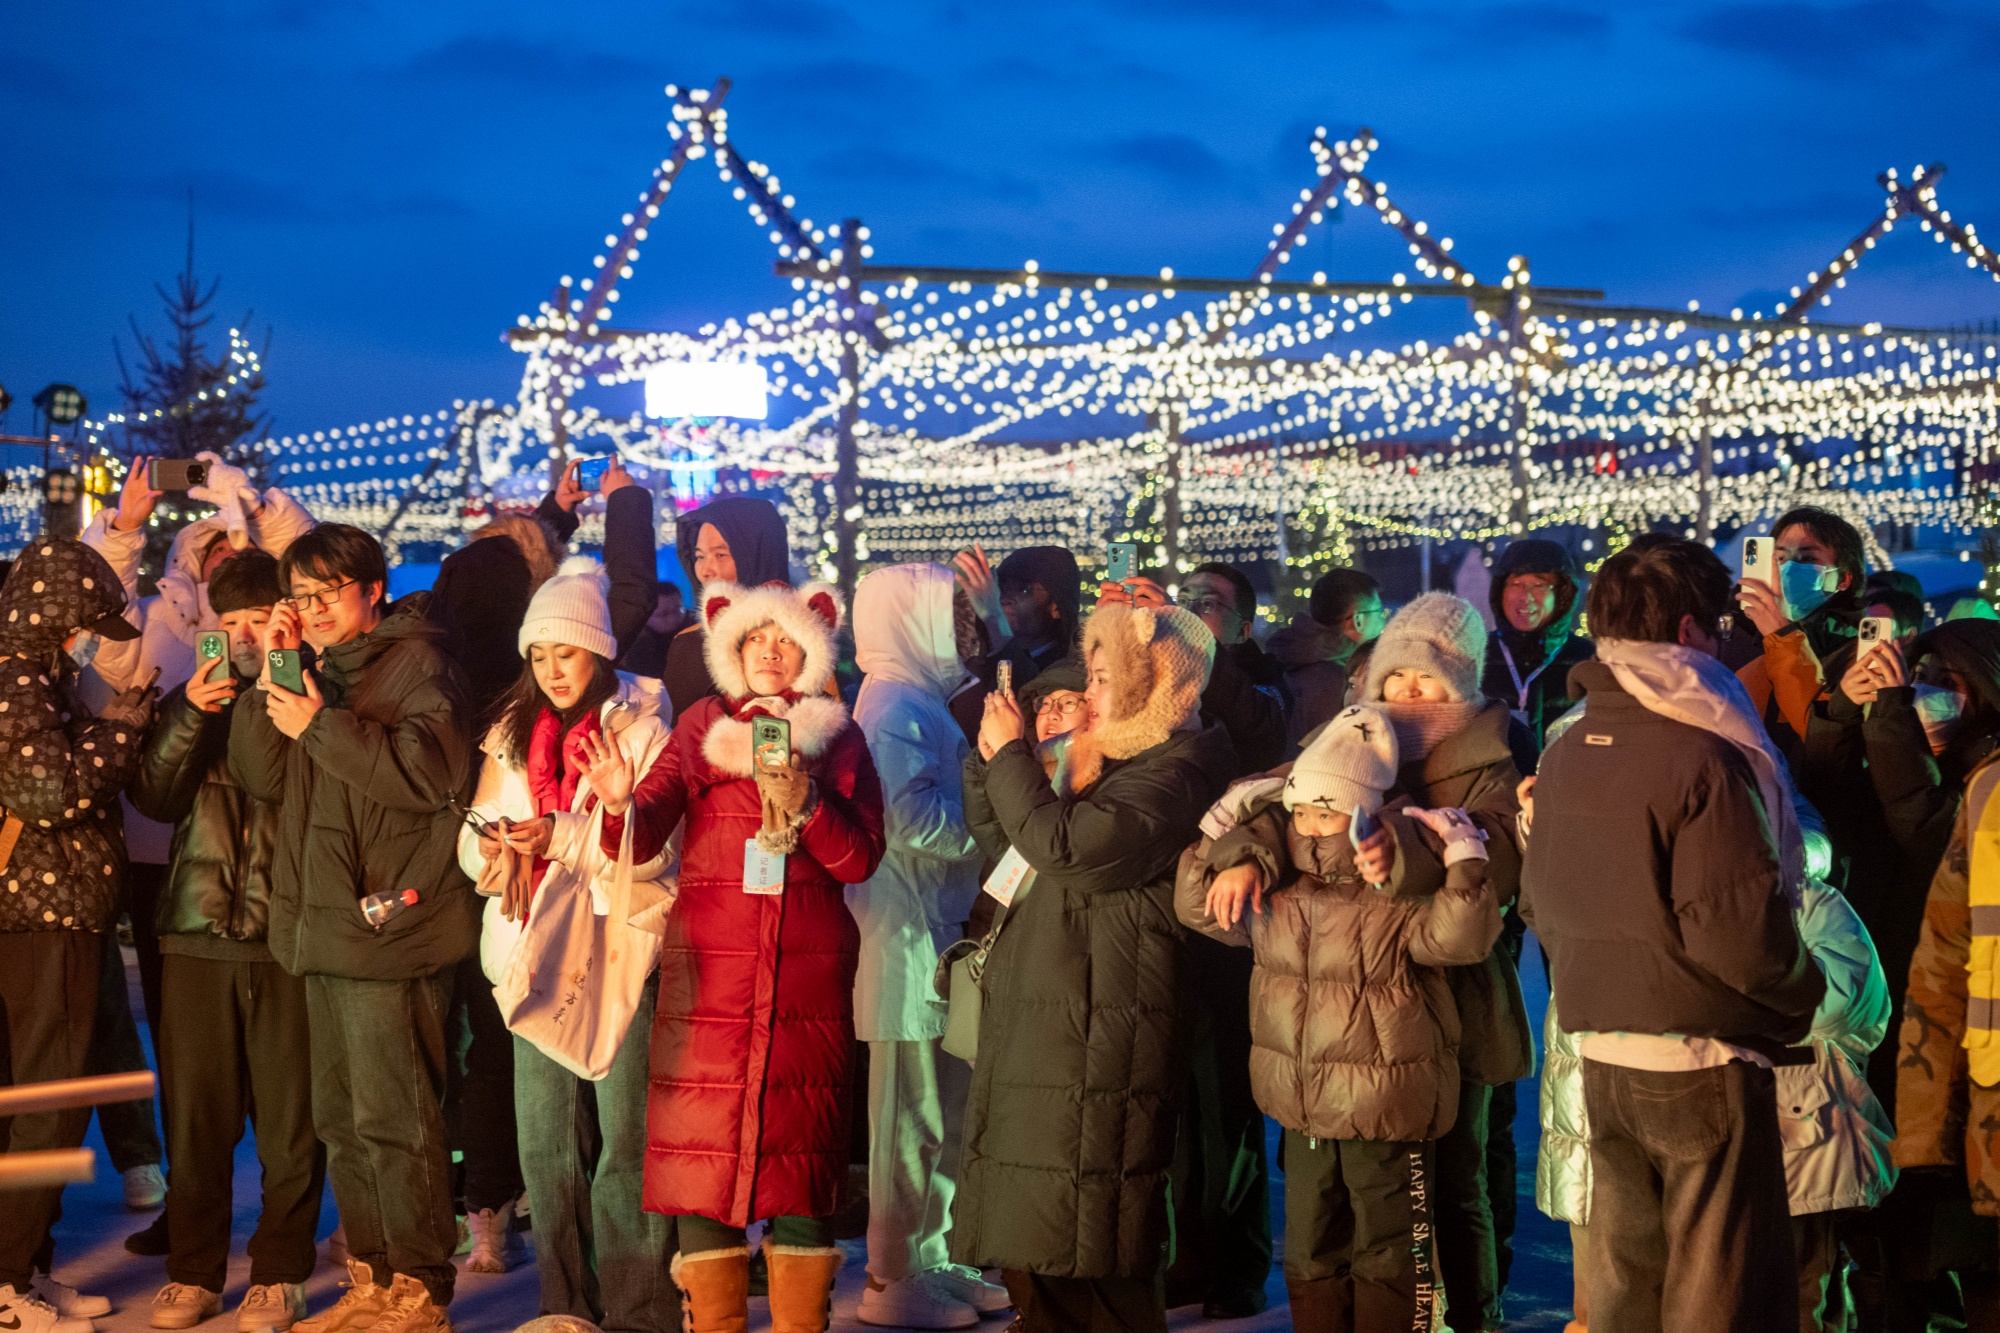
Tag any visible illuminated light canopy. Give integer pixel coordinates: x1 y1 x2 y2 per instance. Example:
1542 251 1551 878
644 361 770 420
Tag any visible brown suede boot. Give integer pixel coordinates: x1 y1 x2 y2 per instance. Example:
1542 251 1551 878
763 1240 844 1333
672 1247 750 1333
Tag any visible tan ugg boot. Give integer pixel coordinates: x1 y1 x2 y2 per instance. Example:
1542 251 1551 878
671 1247 750 1333
763 1240 843 1333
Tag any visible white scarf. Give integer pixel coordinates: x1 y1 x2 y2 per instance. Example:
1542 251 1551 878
1592 638 1805 903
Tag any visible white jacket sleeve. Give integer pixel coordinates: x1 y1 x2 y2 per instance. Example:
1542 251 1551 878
458 749 529 881
78 510 148 692
1798 879 1891 1065
247 486 316 558
869 718 976 864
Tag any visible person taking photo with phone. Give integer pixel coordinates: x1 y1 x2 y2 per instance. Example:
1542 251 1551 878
0 537 156 1333
600 578 885 1333
1734 505 1868 756
228 524 478 1333
126 550 325 1333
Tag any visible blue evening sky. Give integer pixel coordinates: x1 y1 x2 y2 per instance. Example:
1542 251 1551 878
3 1 1996 439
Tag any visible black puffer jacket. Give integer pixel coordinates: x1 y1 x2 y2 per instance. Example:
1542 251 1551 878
1480 538 1593 768
228 593 479 979
129 682 279 958
0 539 146 934
952 723 1234 1279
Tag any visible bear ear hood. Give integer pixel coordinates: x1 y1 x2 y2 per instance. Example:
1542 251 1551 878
0 539 136 658
700 579 843 701
1079 601 1214 762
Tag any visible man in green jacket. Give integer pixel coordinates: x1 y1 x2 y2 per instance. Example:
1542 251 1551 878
229 525 478 1333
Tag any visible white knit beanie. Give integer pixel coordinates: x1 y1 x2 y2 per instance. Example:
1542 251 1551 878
517 555 616 660
1285 704 1400 815
1363 592 1488 702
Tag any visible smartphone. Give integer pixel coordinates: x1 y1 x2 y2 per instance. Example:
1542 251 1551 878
1107 541 1139 583
1741 534 1776 589
197 631 228 684
1349 805 1378 849
574 456 613 490
148 458 210 491
996 660 1013 696
1859 616 1897 653
267 648 305 696
751 715 791 771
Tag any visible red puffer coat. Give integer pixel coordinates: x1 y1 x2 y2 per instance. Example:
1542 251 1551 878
605 691 886 1226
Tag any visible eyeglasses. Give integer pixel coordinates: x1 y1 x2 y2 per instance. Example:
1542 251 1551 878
1035 696 1087 718
1178 594 1237 620
284 580 357 611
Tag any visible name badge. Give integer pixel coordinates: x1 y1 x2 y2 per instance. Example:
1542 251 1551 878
983 846 1035 907
743 839 786 895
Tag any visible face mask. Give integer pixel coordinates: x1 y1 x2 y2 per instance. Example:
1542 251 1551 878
1778 560 1841 619
66 631 101 669
1913 683 1965 750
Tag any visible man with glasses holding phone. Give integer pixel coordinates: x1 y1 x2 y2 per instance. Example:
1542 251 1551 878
230 525 477 1333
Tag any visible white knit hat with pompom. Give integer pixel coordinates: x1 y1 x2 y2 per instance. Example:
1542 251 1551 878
517 555 616 660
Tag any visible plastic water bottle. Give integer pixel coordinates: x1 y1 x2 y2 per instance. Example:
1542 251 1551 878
360 888 420 929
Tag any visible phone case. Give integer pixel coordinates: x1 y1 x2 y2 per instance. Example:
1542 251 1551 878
198 633 228 683
1108 542 1138 582
1349 805 1378 848
268 649 305 695
752 716 791 768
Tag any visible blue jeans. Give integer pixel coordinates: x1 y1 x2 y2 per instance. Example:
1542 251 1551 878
515 983 678 1333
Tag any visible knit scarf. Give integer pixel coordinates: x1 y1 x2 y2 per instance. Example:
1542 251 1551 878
1380 699 1482 763
1592 638 1805 901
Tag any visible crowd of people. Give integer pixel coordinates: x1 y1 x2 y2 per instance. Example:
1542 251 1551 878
0 448 1997 1333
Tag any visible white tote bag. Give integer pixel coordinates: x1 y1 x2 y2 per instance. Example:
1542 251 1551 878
495 803 667 1080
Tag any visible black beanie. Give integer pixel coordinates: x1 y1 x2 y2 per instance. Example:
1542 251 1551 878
207 550 284 614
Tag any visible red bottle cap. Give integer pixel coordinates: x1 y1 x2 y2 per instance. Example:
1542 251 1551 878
399 889 420 906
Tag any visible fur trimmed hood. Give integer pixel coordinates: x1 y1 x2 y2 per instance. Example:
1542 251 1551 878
1080 601 1215 762
702 695 851 777
700 579 842 702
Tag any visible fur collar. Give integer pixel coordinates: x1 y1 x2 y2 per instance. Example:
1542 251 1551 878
701 694 849 777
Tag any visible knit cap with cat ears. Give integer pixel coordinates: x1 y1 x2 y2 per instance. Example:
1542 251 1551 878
1284 704 1400 815
700 580 843 700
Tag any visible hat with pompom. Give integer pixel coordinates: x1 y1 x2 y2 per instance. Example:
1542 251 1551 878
517 555 616 660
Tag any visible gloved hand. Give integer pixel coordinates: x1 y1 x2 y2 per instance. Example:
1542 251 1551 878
1409 806 1490 866
188 452 260 551
99 680 158 732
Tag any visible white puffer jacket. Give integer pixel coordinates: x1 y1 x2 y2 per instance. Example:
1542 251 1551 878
1537 875 1898 1222
457 673 677 985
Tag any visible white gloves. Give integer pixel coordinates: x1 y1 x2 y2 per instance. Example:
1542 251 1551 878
1408 806 1490 867
188 452 261 552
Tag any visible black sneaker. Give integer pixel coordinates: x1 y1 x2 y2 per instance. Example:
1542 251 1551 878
126 1213 171 1257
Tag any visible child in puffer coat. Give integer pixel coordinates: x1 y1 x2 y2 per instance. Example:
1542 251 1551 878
1178 705 1502 1333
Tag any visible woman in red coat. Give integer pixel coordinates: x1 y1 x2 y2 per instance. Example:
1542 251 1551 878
602 578 885 1333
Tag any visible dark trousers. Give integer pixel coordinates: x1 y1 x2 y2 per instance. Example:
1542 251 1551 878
125 862 167 1035
445 956 522 1213
516 985 678 1333
0 931 101 1289
306 971 459 1306
1583 1058 1796 1333
677 1215 831 1253
1792 1211 1845 1333
1165 936 1272 1305
1280 1130 1439 1332
160 954 324 1291
1485 1080 1518 1293
84 925 162 1174
1001 1262 1165 1333
1436 1080 1498 1331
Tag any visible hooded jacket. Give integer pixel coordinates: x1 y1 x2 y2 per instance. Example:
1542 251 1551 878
1479 538 1592 765
952 601 1235 1278
0 539 149 933
1178 805 1500 1144
81 484 315 862
228 593 481 979
850 563 980 1043
603 579 886 1227
1267 615 1358 749
663 496 791 718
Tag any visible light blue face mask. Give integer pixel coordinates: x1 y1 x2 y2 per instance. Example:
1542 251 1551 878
1780 560 1841 619
65 630 101 669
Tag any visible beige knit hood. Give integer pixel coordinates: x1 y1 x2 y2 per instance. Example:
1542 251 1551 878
1080 601 1216 762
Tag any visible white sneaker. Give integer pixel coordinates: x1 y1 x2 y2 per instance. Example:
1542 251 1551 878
29 1275 110 1320
927 1266 1011 1314
0 1285 92 1333
149 1283 222 1330
461 1207 523 1274
125 1164 168 1211
235 1283 306 1332
857 1273 979 1330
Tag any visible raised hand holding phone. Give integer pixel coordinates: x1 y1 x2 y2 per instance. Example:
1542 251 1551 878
1350 805 1396 885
